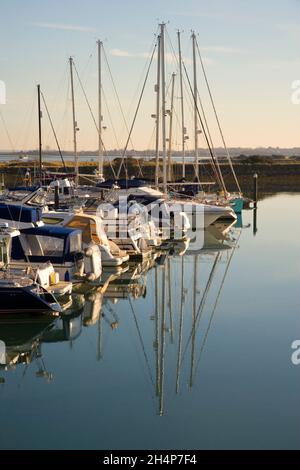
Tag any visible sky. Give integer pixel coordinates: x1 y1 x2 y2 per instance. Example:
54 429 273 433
1 0 300 152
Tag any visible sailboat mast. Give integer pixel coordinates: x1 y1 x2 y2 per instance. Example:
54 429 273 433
37 84 42 183
160 23 167 194
192 32 199 180
155 35 161 188
69 57 78 185
177 31 186 178
167 73 176 182
97 40 104 178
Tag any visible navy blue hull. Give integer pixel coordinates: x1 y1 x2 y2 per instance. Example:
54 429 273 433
0 286 59 314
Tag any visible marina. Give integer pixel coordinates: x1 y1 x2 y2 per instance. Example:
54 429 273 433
0 193 299 450
0 0 299 455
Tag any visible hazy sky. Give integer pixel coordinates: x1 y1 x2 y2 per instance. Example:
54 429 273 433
1 0 300 152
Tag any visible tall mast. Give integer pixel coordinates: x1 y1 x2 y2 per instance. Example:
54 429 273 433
37 84 42 183
97 40 104 179
177 31 186 178
69 57 78 185
160 23 167 194
192 32 199 180
167 73 176 182
155 35 161 188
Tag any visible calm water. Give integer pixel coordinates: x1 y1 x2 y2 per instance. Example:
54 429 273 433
0 193 299 450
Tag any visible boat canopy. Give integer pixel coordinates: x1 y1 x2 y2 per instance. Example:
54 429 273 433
11 226 83 263
0 204 43 224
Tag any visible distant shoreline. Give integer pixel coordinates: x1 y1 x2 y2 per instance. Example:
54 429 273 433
1 157 299 195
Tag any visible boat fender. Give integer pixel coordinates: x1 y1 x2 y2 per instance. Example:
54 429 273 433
84 247 93 257
65 270 70 282
86 272 96 282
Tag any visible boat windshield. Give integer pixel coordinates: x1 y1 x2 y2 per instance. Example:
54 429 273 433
66 216 107 247
66 217 94 245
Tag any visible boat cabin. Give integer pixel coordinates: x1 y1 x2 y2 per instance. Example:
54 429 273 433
11 226 83 265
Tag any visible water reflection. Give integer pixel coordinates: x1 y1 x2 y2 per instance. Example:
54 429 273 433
0 221 243 413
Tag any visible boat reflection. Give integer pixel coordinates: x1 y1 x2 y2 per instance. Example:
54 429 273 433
0 223 247 415
0 316 56 382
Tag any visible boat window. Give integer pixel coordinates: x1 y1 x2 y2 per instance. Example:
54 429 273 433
66 218 92 245
69 232 82 253
42 217 64 225
91 222 101 244
20 234 64 257
0 340 6 365
0 239 9 265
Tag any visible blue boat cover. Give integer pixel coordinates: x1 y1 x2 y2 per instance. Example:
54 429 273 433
0 204 42 223
11 226 83 263
7 186 40 192
20 225 80 239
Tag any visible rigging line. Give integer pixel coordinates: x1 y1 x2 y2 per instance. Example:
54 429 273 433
73 59 117 179
182 61 226 192
18 88 36 150
43 65 69 145
41 91 67 173
73 61 106 152
0 109 15 152
123 27 160 131
56 78 70 141
194 231 242 377
179 253 221 369
196 87 227 193
116 40 157 180
102 46 135 150
102 86 120 149
101 82 144 177
196 40 241 194
128 296 155 390
79 48 95 89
